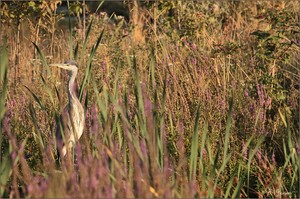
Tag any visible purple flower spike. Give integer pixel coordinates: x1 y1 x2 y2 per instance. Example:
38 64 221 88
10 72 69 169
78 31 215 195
221 99 226 110
244 89 249 97
296 143 300 156
191 43 196 51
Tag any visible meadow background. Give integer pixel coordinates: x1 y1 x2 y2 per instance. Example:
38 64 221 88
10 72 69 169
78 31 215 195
0 0 299 198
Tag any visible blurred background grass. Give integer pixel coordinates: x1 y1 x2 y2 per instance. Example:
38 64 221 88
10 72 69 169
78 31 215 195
0 0 299 198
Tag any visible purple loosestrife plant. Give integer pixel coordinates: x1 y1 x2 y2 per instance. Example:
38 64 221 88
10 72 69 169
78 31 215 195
90 105 99 134
295 143 300 156
244 89 249 98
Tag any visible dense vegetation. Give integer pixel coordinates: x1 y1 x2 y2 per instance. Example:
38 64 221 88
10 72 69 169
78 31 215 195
0 1 299 198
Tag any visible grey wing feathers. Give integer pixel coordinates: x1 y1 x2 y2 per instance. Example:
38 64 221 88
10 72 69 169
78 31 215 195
56 106 72 144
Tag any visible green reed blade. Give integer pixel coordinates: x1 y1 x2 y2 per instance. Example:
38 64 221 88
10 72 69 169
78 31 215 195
198 122 208 173
290 166 298 193
28 103 45 150
133 55 145 120
40 74 55 106
79 30 104 101
0 41 8 82
206 139 213 166
74 42 79 62
90 73 107 122
79 18 94 66
132 55 148 139
213 151 232 193
189 104 200 181
211 144 221 178
117 121 123 151
0 42 8 152
24 86 46 111
0 61 7 120
95 1 104 13
232 176 244 198
54 85 61 104
150 47 155 89
224 166 237 198
0 151 11 197
84 90 89 114
223 98 233 163
161 72 167 109
32 42 51 76
247 136 265 196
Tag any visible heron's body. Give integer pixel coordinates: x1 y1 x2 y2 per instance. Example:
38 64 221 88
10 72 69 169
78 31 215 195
51 61 85 157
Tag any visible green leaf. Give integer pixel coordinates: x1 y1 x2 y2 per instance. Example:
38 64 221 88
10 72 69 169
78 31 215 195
189 104 201 180
29 103 45 150
250 30 270 39
79 18 94 65
232 176 244 198
0 56 8 119
198 122 208 173
223 98 233 163
79 30 104 101
24 86 46 111
0 152 12 197
32 42 51 76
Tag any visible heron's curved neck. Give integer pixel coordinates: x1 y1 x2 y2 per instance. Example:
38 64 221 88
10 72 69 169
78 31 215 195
68 70 79 105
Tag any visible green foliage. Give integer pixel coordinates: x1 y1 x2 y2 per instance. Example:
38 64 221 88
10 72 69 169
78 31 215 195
0 41 8 120
0 39 9 198
0 1 63 23
0 1 299 198
189 105 200 180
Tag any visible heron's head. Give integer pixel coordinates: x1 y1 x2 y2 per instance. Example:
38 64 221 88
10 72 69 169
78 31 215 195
50 60 78 74
50 60 79 94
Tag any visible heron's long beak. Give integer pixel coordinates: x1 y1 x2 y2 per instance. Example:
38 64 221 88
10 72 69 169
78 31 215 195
50 63 79 74
49 63 72 70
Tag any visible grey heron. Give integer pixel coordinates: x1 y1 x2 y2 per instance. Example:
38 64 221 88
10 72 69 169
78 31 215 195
50 60 85 157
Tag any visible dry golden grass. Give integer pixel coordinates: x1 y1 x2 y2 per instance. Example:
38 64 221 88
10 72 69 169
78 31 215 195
0 1 299 198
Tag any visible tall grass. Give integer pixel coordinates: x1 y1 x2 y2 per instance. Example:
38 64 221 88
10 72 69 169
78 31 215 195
0 1 299 198
0 38 10 197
